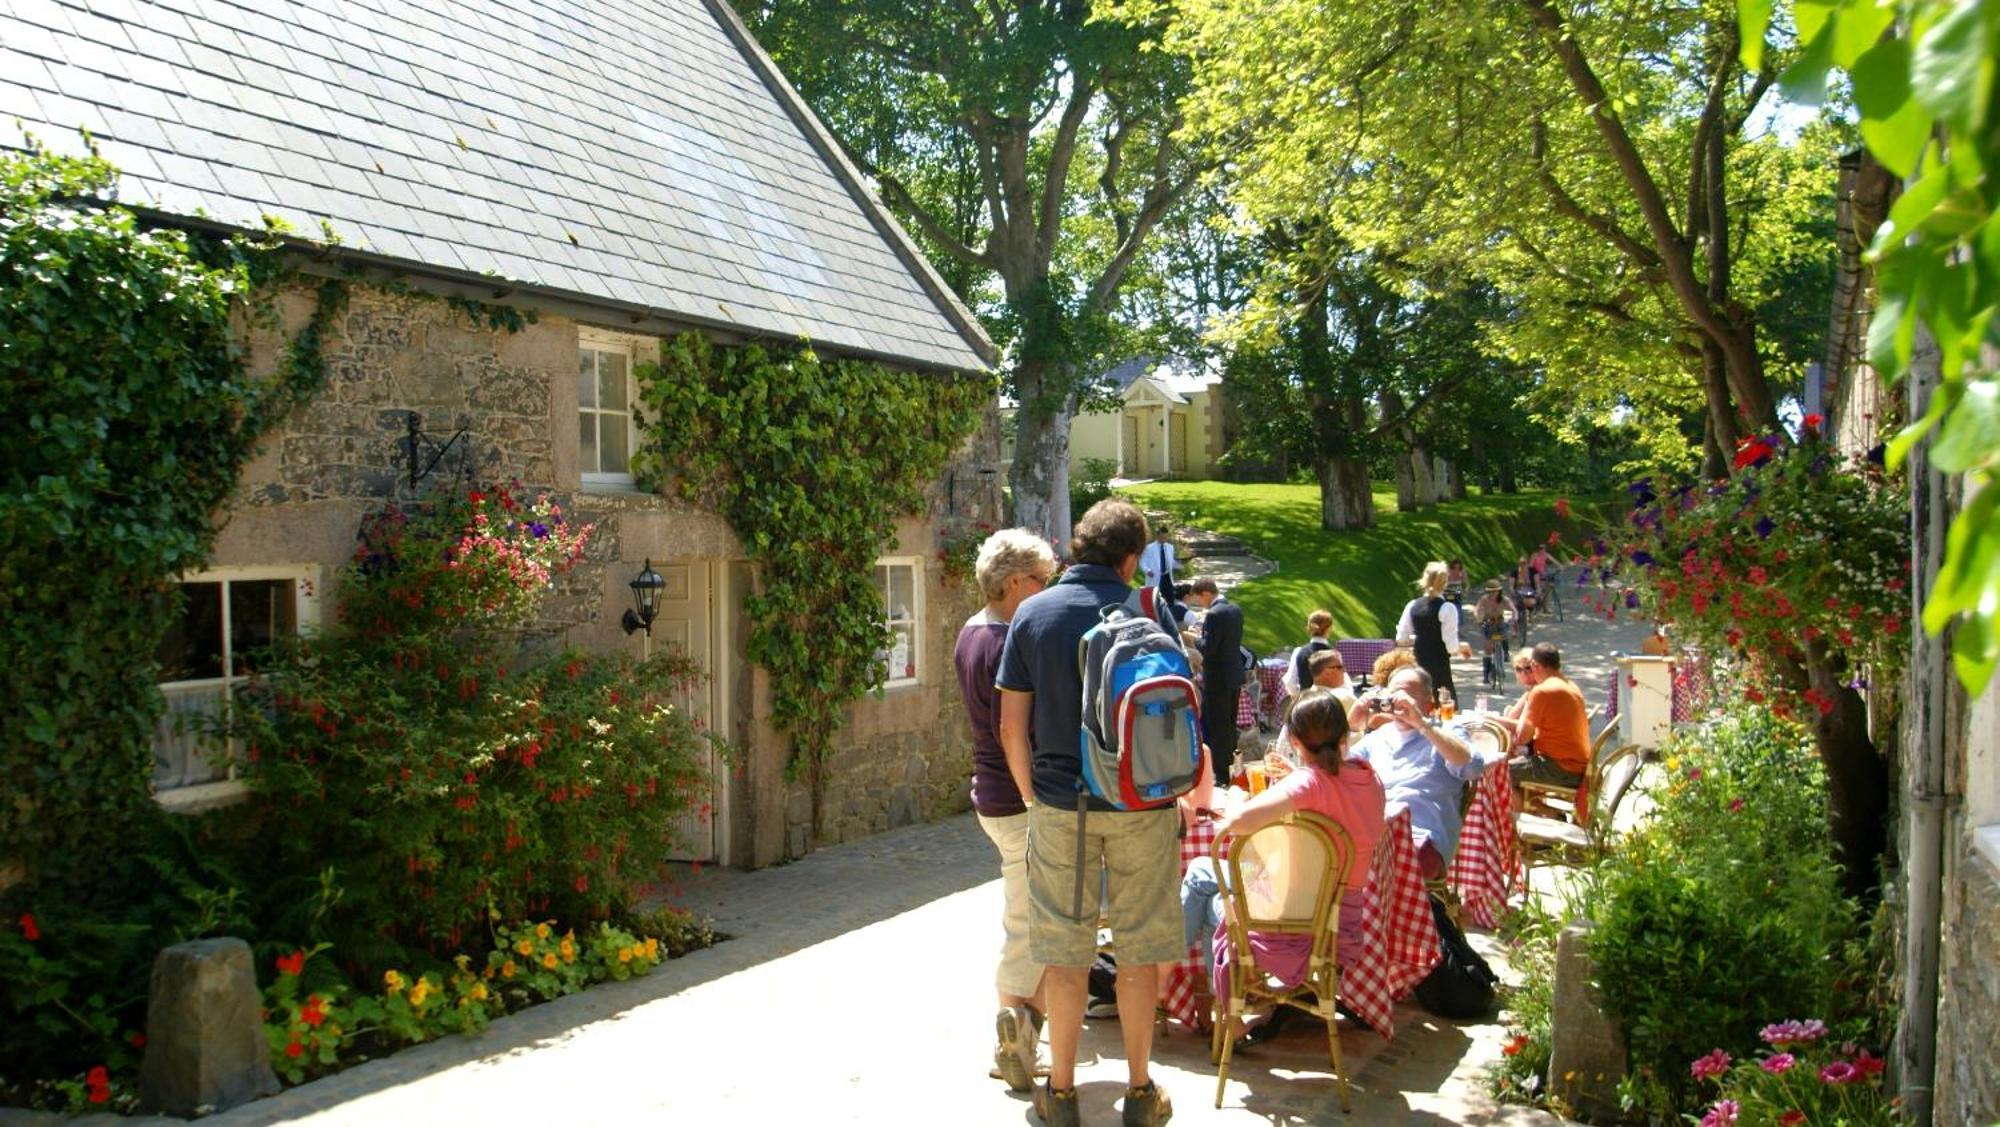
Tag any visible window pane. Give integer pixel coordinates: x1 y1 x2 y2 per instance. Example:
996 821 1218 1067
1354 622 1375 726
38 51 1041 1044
600 353 628 411
601 412 629 476
229 579 296 673
579 412 599 474
577 350 596 408
157 582 224 681
889 564 914 621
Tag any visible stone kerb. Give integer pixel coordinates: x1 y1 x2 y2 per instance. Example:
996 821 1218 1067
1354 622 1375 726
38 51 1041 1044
1548 919 1627 1122
138 938 278 1117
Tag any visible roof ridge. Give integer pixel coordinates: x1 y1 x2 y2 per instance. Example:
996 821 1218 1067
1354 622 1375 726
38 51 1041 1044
700 0 996 370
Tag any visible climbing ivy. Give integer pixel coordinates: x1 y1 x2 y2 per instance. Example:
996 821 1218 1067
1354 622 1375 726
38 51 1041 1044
0 143 346 899
632 333 990 834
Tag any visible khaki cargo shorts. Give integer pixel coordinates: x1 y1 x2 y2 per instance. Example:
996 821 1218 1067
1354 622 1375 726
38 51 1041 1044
1026 802 1183 967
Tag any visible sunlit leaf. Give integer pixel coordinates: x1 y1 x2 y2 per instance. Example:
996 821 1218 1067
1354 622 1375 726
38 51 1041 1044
1832 0 1897 68
1911 0 1995 132
1739 0 1775 71
1852 37 1932 178
1779 23 1840 105
1931 375 2000 473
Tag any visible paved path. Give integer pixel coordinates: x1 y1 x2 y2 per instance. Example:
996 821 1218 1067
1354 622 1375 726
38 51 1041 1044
196 572 1649 1125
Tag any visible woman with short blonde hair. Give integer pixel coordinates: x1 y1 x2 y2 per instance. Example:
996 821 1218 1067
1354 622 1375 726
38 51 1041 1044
975 528 1059 604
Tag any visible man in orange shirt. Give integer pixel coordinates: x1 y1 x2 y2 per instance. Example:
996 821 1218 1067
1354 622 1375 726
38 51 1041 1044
1496 643 1590 787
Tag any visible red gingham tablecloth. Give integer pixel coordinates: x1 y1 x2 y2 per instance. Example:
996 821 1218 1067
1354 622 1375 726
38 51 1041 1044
1257 658 1289 726
1333 639 1398 681
1446 757 1516 930
1159 806 1439 1039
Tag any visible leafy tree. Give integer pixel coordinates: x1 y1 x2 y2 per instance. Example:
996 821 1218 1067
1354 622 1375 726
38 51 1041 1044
736 0 1207 543
1151 0 1835 474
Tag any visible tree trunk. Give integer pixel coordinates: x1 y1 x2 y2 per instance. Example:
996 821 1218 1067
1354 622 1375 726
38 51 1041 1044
1009 357 1076 546
1498 461 1518 493
1317 454 1374 530
1448 461 1468 499
1698 339 1739 477
1774 647 1890 901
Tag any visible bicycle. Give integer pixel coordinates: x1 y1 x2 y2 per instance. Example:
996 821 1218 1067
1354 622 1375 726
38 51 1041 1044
1541 566 1565 623
1513 588 1537 649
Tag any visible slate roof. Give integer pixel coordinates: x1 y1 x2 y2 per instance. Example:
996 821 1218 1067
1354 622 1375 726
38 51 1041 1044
0 0 993 372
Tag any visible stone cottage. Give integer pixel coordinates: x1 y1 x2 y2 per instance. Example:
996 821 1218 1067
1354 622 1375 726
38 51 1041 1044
0 0 1000 868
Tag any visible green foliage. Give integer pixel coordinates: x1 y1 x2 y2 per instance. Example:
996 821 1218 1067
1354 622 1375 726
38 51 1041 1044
1584 709 1863 1116
228 486 711 956
632 333 988 823
1745 0 2000 693
0 144 345 897
1069 456 1121 519
1118 481 1602 652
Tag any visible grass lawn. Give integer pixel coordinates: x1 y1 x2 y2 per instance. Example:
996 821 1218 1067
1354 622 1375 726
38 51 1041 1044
1119 481 1597 655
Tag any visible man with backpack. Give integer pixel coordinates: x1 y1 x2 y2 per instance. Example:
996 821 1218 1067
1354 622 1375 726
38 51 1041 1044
997 498 1190 1127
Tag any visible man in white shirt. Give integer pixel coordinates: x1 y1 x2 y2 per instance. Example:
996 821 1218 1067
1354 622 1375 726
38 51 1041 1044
1139 528 1177 590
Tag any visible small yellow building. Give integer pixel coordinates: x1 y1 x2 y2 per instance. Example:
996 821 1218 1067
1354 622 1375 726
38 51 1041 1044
1008 358 1230 479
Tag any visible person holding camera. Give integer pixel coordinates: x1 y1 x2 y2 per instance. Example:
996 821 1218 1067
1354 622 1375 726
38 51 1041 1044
1347 666 1488 880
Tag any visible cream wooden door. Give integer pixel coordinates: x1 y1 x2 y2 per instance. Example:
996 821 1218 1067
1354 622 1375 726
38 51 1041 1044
1170 411 1189 473
647 559 718 862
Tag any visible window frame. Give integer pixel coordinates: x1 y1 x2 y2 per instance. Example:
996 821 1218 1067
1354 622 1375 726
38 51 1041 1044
874 556 923 690
153 565 320 812
577 330 645 489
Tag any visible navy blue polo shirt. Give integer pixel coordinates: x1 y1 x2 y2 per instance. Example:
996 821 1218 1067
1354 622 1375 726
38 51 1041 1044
995 562 1135 809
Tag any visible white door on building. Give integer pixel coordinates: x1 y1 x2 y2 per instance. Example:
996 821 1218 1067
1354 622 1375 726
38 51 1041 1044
646 559 721 862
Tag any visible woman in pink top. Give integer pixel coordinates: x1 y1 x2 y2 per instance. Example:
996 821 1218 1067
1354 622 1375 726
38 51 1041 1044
1180 689 1388 986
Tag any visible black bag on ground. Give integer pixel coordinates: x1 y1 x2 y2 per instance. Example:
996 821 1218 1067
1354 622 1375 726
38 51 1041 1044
1413 893 1498 1019
1088 952 1119 1005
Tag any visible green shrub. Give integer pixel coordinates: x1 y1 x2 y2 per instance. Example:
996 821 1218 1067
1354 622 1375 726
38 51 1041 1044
227 485 714 961
1069 456 1121 519
1584 709 1859 1115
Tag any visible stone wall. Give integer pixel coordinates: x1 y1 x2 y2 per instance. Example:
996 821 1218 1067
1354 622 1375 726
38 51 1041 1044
212 280 1003 870
1934 842 2000 1124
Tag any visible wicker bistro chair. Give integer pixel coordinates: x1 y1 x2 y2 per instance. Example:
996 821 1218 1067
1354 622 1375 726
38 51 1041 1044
1518 714 1620 826
1210 812 1358 1112
1517 744 1644 884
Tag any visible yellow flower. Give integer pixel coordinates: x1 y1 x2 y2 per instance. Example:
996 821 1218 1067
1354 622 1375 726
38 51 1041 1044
471 982 489 1001
542 953 558 970
502 960 517 979
617 946 632 963
516 939 534 956
383 969 404 994
408 978 432 1007
559 938 576 960
454 953 471 972
534 923 551 940
644 938 660 960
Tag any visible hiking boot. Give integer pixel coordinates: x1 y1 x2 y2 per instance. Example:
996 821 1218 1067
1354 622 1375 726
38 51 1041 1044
995 1006 1035 1092
1122 1080 1173 1126
1034 1082 1081 1127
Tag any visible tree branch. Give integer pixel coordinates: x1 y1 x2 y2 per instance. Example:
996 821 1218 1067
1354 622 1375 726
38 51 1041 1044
874 168 1000 271
1530 118 1662 270
1036 75 1098 267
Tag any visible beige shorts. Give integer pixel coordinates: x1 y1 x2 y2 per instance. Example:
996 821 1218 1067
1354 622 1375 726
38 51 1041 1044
1026 802 1182 967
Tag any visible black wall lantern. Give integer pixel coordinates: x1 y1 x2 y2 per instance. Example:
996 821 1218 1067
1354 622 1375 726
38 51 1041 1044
622 559 666 636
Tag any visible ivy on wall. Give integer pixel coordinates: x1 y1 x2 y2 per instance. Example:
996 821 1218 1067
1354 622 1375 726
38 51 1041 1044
633 333 990 836
0 144 348 898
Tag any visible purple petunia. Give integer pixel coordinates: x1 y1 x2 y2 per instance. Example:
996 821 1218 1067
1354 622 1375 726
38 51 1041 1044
529 522 551 539
1754 516 1776 539
1626 590 1640 609
1631 550 1655 567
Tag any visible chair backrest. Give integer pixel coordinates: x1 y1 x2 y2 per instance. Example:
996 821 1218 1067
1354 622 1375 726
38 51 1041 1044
1590 715 1620 763
1591 745 1643 834
1220 812 1355 939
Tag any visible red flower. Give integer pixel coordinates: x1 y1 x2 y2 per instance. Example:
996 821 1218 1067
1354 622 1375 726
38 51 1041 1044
1779 1113 1805 1127
86 1066 108 1087
275 949 306 977
1554 498 1572 520
285 1040 304 1059
1884 616 1901 634
129 1032 146 1048
468 490 486 504
301 995 326 1028
574 874 589 893
18 913 38 941
1502 1033 1530 1056
1804 413 1824 432
1853 1050 1886 1078
1729 798 1745 813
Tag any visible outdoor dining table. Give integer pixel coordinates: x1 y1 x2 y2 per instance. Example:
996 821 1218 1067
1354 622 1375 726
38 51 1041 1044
1445 754 1517 929
1159 800 1440 1040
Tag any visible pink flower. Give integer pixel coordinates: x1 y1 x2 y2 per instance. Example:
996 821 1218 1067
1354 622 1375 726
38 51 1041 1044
1690 1048 1732 1081
1729 797 1746 813
1761 1052 1796 1074
1760 1018 1827 1047
1698 1099 1739 1127
1821 1060 1860 1084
